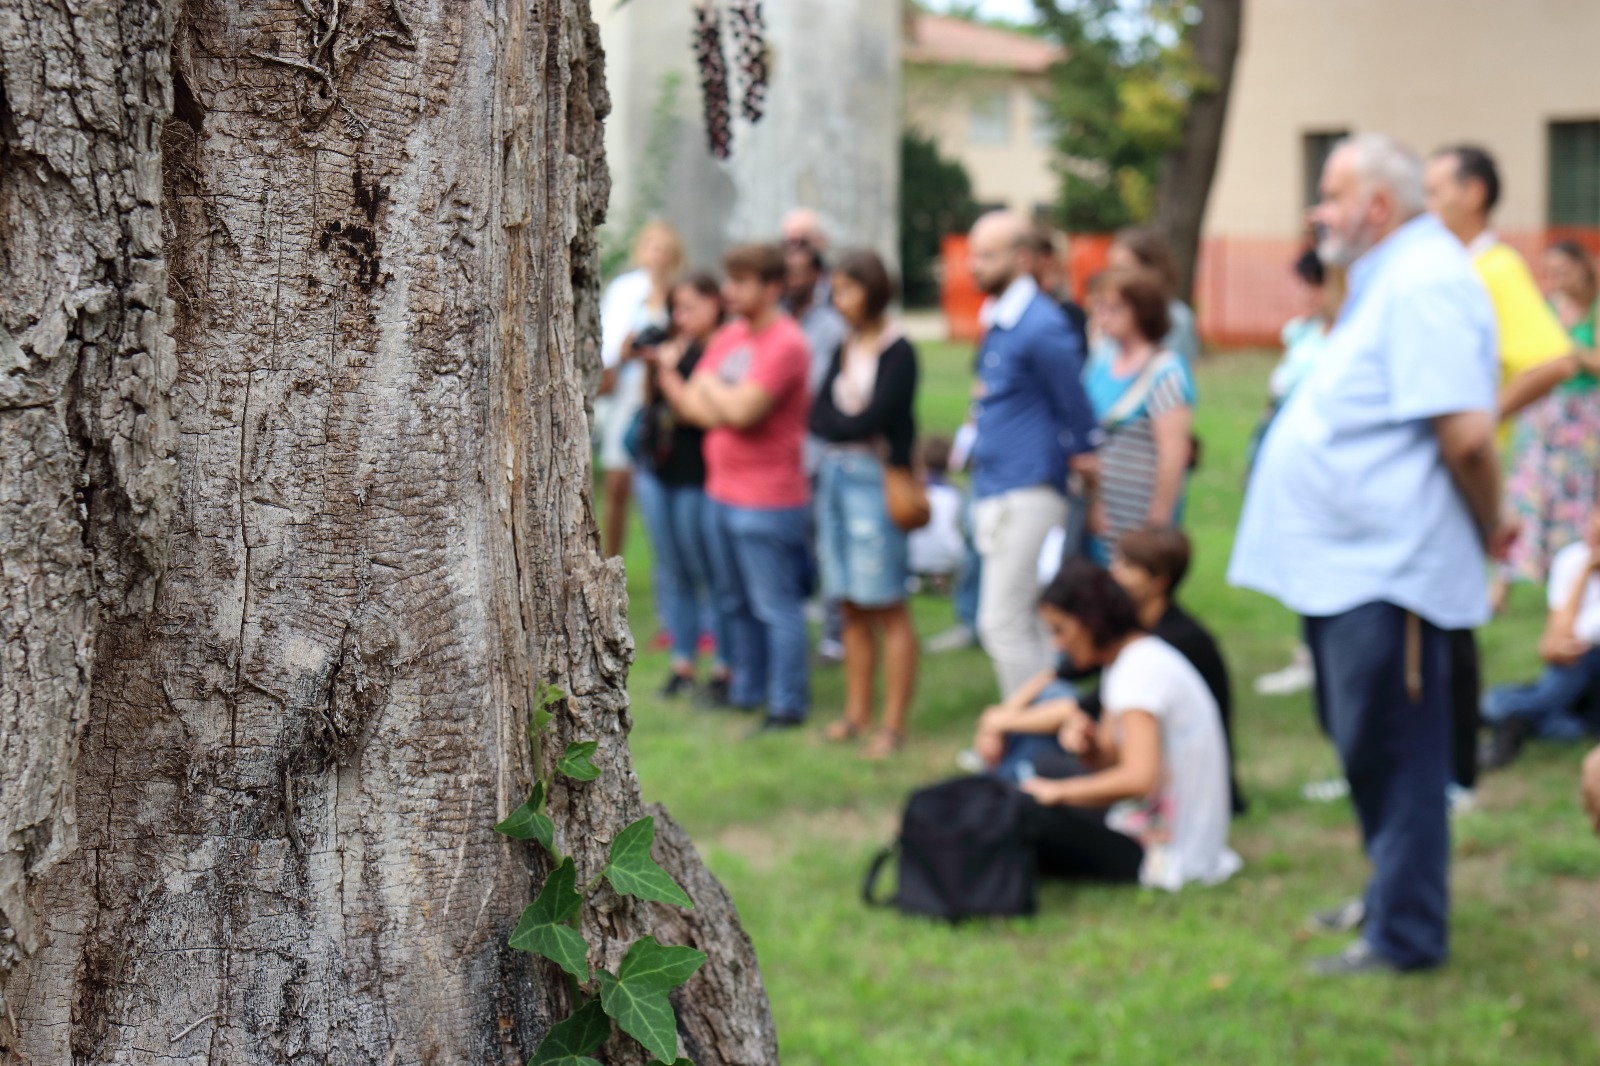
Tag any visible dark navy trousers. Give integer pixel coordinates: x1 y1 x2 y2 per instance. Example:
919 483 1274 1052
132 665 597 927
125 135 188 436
1304 601 1451 970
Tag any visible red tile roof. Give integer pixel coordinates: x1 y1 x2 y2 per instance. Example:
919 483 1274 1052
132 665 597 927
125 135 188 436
905 13 1063 74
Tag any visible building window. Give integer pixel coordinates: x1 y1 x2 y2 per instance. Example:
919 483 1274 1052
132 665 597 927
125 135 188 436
1303 130 1349 207
969 90 1012 146
1549 121 1600 227
1031 96 1058 147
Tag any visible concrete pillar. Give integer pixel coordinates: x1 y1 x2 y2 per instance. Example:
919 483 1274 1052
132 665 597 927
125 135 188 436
596 0 901 273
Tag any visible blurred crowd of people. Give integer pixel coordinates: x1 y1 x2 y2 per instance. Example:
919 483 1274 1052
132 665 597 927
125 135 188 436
597 211 923 755
594 131 1600 971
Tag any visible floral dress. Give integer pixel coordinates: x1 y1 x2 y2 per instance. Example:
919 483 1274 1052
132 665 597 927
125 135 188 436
1501 306 1600 583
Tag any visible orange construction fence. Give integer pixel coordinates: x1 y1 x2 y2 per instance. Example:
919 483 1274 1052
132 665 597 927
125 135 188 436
942 227 1600 351
940 232 1112 343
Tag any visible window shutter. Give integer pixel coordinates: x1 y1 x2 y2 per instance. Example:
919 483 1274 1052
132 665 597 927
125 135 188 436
1303 131 1350 209
1549 122 1600 227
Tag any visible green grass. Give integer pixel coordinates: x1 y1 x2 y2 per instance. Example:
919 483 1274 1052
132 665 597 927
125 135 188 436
616 344 1600 1065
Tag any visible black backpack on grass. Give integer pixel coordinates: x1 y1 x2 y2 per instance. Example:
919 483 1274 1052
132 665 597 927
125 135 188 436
862 775 1036 921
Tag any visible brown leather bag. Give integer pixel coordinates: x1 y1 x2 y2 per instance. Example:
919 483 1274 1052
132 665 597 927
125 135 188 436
884 465 931 532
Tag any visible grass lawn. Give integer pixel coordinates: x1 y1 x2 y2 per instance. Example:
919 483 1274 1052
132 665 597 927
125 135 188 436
615 343 1600 1065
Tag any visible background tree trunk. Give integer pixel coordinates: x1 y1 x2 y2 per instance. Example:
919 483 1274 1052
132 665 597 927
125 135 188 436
1152 0 1244 303
0 1 777 1062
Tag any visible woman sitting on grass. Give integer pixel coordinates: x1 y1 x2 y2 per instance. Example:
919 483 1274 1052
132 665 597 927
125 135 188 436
973 527 1245 814
1011 559 1241 890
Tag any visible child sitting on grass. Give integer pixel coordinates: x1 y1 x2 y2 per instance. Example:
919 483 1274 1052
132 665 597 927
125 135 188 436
907 435 965 593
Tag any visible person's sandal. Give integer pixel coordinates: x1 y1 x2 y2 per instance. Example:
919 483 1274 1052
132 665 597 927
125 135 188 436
861 729 905 761
823 719 863 743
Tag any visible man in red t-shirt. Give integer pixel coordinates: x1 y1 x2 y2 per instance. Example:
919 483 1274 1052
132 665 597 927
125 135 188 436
656 242 814 730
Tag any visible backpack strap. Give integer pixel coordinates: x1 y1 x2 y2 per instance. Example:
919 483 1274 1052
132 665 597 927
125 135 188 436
861 843 898 906
1101 350 1179 430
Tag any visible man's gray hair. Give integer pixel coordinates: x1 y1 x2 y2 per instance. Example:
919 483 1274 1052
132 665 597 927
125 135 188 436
1336 133 1426 217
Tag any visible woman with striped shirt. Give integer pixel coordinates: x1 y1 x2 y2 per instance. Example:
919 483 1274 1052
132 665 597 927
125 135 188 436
1083 269 1196 558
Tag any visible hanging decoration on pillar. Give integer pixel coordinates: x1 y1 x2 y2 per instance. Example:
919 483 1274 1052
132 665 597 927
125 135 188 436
692 0 769 159
693 1 734 159
727 0 769 123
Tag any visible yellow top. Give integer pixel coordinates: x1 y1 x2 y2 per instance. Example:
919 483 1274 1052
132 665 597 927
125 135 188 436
1473 242 1571 384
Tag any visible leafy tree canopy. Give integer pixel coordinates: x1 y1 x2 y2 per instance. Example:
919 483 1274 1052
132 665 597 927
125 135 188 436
900 129 982 307
1033 0 1208 231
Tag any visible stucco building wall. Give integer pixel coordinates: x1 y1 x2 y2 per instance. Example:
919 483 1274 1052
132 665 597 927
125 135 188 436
1202 0 1600 344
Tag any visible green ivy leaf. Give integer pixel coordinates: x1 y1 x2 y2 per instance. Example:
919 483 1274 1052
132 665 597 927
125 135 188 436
530 685 563 739
557 740 601 783
531 705 555 738
494 781 557 856
509 857 591 981
527 998 610 1066
602 817 692 909
595 937 707 1063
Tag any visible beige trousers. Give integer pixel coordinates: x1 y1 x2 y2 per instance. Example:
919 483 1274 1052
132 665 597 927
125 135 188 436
973 486 1069 698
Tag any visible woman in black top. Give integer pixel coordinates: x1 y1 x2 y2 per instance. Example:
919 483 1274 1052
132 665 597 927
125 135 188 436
635 273 731 701
809 250 920 758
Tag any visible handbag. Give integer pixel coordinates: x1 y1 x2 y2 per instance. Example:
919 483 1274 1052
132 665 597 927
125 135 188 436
883 464 931 532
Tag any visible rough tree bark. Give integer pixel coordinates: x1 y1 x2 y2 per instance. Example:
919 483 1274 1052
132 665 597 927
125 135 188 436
0 0 178 1003
1151 0 1244 303
0 1 777 1063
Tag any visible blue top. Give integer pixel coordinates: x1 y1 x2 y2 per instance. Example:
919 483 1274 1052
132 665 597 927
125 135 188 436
1165 299 1200 366
1269 316 1331 401
1084 347 1196 425
1228 214 1499 630
971 284 1099 500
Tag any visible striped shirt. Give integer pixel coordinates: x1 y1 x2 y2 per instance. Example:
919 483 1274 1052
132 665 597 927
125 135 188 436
1084 351 1194 540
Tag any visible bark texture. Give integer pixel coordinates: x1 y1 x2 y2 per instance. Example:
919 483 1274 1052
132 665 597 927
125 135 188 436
1152 0 1244 302
0 0 178 998
1 1 776 1062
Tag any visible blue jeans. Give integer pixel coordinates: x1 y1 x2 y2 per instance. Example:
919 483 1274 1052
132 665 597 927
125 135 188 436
1483 648 1600 741
994 680 1079 784
704 499 812 719
634 471 727 670
1305 602 1451 970
954 496 980 631
630 467 673 635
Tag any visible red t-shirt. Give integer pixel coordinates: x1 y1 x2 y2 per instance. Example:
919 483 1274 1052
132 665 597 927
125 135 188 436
695 315 813 508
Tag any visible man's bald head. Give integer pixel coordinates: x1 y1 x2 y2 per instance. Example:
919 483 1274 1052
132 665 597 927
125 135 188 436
781 207 828 252
968 211 1030 296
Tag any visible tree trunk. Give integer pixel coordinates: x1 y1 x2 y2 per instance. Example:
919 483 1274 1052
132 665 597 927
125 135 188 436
1151 0 1244 304
0 0 178 1003
0 1 777 1063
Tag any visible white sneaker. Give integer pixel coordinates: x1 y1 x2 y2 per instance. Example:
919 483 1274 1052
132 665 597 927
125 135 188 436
1255 647 1315 696
1447 783 1477 816
815 638 845 664
1302 777 1350 803
924 624 977 655
954 748 987 774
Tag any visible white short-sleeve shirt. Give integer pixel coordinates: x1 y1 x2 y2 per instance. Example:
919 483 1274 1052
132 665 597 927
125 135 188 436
1100 636 1242 891
1547 543 1600 644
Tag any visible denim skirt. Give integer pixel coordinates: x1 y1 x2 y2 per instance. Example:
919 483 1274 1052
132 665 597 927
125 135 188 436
816 450 910 608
